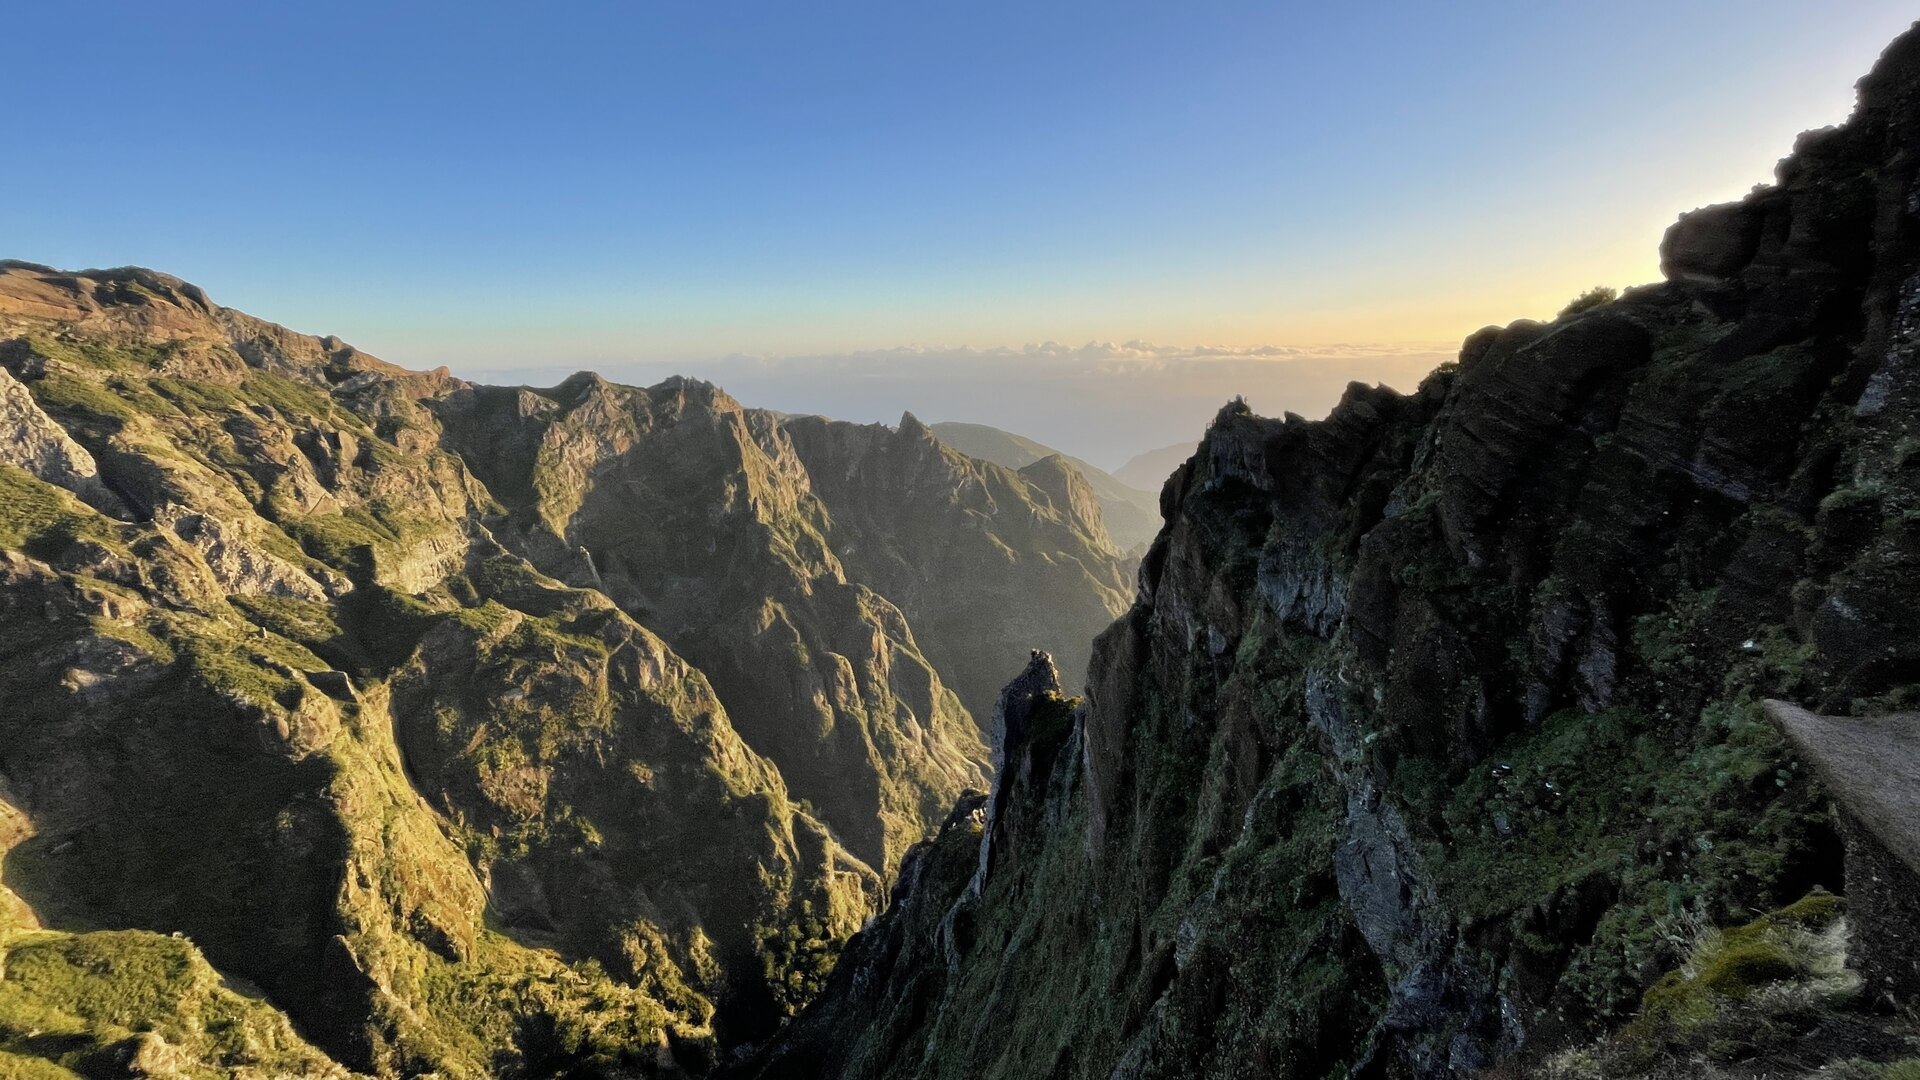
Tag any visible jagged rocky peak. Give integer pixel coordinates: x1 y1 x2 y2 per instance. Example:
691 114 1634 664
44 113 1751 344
741 20 1920 1080
896 408 935 442
552 368 616 401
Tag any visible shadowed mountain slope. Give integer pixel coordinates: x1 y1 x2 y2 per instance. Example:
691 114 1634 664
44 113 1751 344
783 412 1132 730
429 374 987 872
736 22 1920 1080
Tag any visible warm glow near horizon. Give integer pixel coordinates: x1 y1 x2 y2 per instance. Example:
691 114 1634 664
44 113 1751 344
4 2 1914 463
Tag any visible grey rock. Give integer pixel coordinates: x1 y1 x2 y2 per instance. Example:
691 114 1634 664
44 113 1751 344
0 365 127 516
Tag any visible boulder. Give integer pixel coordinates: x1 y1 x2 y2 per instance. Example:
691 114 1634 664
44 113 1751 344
1763 700 1920 1003
0 365 127 516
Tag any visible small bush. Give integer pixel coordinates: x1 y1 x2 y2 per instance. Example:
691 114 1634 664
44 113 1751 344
1559 286 1618 318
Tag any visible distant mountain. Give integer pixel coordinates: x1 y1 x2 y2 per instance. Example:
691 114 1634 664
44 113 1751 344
1111 438 1196 492
928 421 1160 550
789 413 1131 723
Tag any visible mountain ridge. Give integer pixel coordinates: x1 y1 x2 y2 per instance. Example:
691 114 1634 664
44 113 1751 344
10 16 1920 1079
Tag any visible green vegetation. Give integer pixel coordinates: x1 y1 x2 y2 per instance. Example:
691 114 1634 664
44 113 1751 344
0 928 348 1078
281 512 386 575
400 931 673 1077
1535 891 1886 1076
0 465 124 558
23 370 146 430
755 905 844 1014
13 333 180 374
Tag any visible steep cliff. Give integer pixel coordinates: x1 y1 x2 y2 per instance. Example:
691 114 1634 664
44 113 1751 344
0 273 873 1073
739 23 1920 1079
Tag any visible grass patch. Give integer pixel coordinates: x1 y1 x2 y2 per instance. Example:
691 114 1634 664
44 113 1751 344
1427 694 1826 1025
281 512 386 577
14 334 177 374
406 930 676 1076
1600 891 1856 1070
0 928 345 1076
0 465 123 558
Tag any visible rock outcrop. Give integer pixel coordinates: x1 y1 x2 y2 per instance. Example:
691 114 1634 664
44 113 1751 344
1764 699 1920 1004
0 364 126 516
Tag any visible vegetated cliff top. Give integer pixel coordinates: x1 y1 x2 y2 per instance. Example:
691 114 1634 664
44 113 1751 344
735 19 1920 1080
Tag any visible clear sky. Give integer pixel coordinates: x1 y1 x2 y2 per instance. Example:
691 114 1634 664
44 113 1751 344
6 3 1914 467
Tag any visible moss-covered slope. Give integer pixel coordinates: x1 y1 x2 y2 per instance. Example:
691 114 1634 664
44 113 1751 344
737 21 1920 1080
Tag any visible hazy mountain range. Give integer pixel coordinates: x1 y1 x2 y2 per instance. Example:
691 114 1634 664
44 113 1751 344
925 422 1162 551
1111 439 1197 494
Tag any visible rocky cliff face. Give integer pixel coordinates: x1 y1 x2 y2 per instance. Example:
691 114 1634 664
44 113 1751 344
0 275 846 1075
0 260 1129 1076
737 23 1920 1080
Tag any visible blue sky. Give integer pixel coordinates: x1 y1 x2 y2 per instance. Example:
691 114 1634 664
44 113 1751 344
6 3 1914 465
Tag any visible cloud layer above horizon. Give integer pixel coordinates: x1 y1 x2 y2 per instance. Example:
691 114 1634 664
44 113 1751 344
7 3 1914 390
466 339 1458 470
